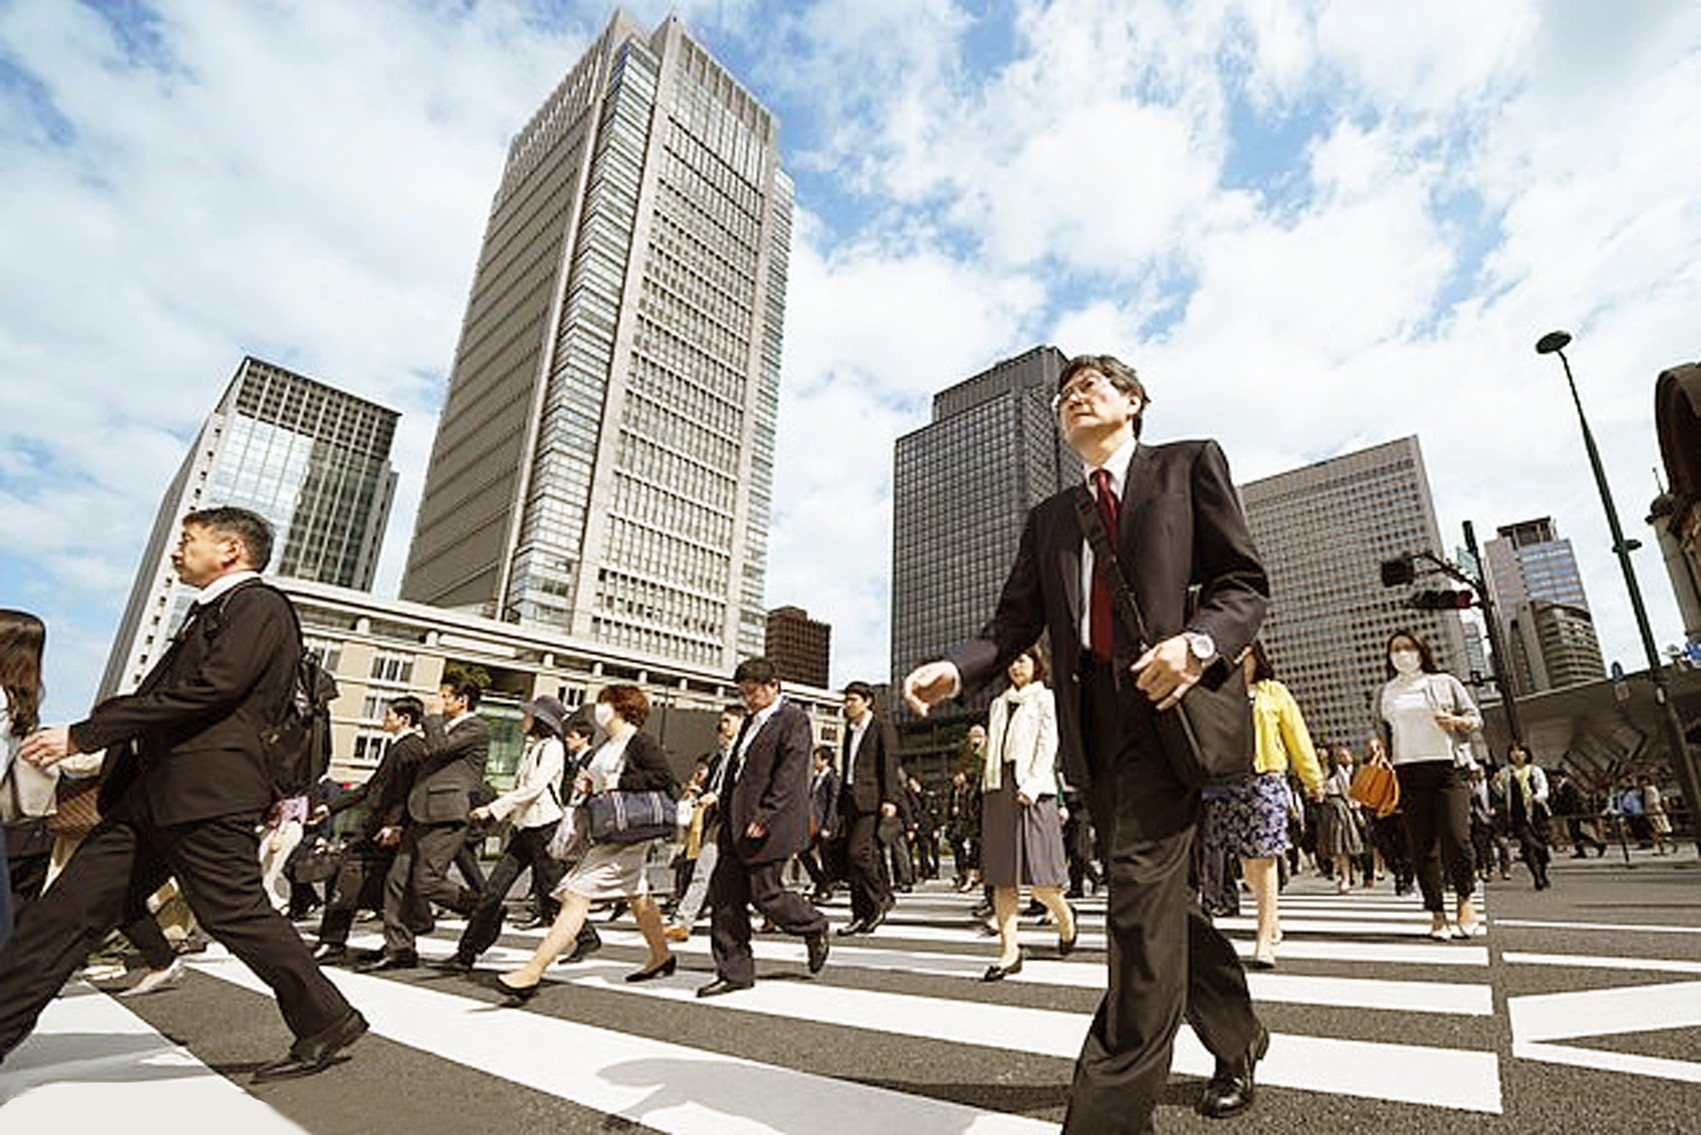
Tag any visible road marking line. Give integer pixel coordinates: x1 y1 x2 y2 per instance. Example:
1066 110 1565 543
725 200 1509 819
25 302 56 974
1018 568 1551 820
1509 981 1701 1084
1504 952 1701 974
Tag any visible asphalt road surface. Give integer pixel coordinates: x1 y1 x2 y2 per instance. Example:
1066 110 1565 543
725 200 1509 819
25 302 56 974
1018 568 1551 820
3 845 1698 1133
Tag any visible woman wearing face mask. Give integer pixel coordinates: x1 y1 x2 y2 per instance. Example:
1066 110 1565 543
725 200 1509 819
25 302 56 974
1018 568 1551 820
496 684 677 1001
1379 629 1483 940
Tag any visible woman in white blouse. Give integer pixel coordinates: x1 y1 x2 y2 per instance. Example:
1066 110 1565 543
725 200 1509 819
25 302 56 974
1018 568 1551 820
1378 629 1483 940
978 646 1076 981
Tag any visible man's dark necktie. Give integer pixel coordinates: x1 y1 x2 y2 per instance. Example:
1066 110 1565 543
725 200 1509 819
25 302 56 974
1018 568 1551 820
1090 469 1120 661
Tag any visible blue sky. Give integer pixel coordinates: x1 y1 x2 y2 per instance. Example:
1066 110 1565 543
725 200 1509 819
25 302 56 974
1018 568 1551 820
2 0 1698 723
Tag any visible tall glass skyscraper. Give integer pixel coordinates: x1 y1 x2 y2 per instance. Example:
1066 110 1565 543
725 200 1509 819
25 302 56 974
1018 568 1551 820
401 13 790 672
1483 517 1605 692
890 346 1074 713
1239 436 1472 749
99 356 398 697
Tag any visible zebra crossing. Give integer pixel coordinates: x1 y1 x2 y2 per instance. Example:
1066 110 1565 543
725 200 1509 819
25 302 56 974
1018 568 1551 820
3 869 1694 1132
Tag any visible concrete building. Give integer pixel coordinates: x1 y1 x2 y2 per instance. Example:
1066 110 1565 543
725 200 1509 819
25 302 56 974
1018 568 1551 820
274 578 842 789
1239 436 1472 749
1482 518 1606 693
890 346 1074 710
765 605 829 689
100 357 398 698
400 12 791 677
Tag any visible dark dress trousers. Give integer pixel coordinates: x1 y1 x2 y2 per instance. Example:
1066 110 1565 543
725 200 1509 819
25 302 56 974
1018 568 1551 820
709 700 827 984
945 440 1269 1134
381 713 489 956
0 580 354 1057
838 714 902 924
318 730 423 946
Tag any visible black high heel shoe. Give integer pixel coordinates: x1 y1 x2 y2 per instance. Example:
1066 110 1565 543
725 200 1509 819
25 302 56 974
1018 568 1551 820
982 950 1024 982
625 955 678 983
493 973 541 1004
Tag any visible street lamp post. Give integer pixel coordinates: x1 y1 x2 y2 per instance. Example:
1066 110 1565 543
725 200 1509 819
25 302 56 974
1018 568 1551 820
1535 330 1700 852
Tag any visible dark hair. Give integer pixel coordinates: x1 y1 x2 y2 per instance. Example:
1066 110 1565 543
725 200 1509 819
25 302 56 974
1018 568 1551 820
387 694 426 727
1383 628 1441 678
733 656 779 686
441 677 483 710
843 680 875 702
0 609 46 736
564 720 595 741
814 745 833 762
1246 640 1276 683
598 683 650 727
1010 643 1049 684
1058 354 1150 437
720 703 747 719
183 506 274 572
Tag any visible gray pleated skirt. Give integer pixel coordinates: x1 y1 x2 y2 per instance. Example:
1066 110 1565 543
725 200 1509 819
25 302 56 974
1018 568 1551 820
980 769 1068 888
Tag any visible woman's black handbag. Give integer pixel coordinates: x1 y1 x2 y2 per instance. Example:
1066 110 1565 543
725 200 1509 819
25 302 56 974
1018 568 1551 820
586 790 675 844
1073 487 1255 788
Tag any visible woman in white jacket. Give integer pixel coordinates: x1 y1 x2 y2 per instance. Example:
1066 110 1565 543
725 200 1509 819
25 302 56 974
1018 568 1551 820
439 695 569 971
978 646 1076 981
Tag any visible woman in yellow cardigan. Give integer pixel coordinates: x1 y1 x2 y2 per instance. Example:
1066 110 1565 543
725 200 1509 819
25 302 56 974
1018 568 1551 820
1240 641 1325 967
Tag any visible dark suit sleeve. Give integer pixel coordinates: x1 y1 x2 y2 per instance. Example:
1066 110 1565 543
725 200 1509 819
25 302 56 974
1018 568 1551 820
946 507 1049 698
616 733 676 793
749 708 810 832
1184 439 1269 675
70 587 292 754
877 719 903 807
418 716 487 779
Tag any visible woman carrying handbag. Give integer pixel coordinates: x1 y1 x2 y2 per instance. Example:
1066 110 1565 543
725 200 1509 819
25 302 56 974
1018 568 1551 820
496 684 676 1001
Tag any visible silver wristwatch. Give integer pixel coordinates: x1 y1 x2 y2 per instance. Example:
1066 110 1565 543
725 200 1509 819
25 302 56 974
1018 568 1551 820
1183 631 1217 664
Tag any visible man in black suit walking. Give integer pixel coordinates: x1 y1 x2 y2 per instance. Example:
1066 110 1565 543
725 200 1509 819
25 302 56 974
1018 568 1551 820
905 354 1270 1133
362 677 488 971
696 657 829 998
4 507 365 1080
836 681 902 936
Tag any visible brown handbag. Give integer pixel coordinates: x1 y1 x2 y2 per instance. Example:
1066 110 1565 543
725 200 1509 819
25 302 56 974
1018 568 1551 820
46 775 101 840
1349 761 1401 817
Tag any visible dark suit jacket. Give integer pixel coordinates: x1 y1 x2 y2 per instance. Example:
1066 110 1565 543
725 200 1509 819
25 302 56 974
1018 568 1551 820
946 439 1268 796
610 730 675 795
723 700 813 865
841 714 901 815
407 714 489 824
72 578 299 827
810 767 839 839
331 731 423 842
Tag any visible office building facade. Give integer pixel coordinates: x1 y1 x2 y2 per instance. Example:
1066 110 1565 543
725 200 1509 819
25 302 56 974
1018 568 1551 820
765 605 830 689
100 356 398 698
1482 518 1605 693
890 346 1075 714
1239 436 1471 749
401 12 791 676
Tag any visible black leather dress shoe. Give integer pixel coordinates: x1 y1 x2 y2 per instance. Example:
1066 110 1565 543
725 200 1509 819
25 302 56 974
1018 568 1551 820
982 952 1024 982
806 929 830 974
836 918 869 937
560 930 603 964
1197 1024 1269 1118
354 952 418 973
431 953 475 974
311 944 349 965
253 1010 368 1083
695 976 754 999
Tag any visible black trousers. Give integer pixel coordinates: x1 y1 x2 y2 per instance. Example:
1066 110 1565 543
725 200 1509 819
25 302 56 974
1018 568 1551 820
382 821 477 955
317 842 400 946
842 807 891 923
707 845 827 985
1062 662 1260 1135
0 806 351 1057
1396 762 1475 913
457 824 565 960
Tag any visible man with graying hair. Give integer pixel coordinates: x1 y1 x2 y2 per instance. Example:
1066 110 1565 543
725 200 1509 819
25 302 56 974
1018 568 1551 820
905 354 1270 1132
5 506 365 1081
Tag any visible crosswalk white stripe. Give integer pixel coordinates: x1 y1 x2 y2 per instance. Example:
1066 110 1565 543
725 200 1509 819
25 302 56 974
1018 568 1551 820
1492 918 1701 935
0 983 310 1131
1504 951 1701 974
199 955 1056 1134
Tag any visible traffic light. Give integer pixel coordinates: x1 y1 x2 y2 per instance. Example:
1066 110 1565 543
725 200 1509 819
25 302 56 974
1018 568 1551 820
1379 556 1416 587
1408 588 1476 610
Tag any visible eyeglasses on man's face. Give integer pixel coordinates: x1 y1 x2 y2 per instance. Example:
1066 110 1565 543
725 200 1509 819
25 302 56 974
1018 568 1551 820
1050 371 1117 415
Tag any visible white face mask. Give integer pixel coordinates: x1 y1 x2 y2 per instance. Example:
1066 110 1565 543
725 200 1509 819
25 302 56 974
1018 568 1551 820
593 701 616 729
1390 649 1422 675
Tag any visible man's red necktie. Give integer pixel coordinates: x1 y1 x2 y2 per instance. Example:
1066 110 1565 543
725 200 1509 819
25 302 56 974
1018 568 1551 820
1090 469 1120 661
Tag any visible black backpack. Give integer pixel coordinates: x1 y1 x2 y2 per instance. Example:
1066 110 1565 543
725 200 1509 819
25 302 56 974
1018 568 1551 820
251 586 338 799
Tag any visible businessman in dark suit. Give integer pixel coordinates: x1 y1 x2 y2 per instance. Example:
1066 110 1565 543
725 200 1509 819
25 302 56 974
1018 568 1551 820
312 694 427 964
697 657 829 997
835 681 902 935
905 354 1270 1133
362 677 488 970
4 507 365 1081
